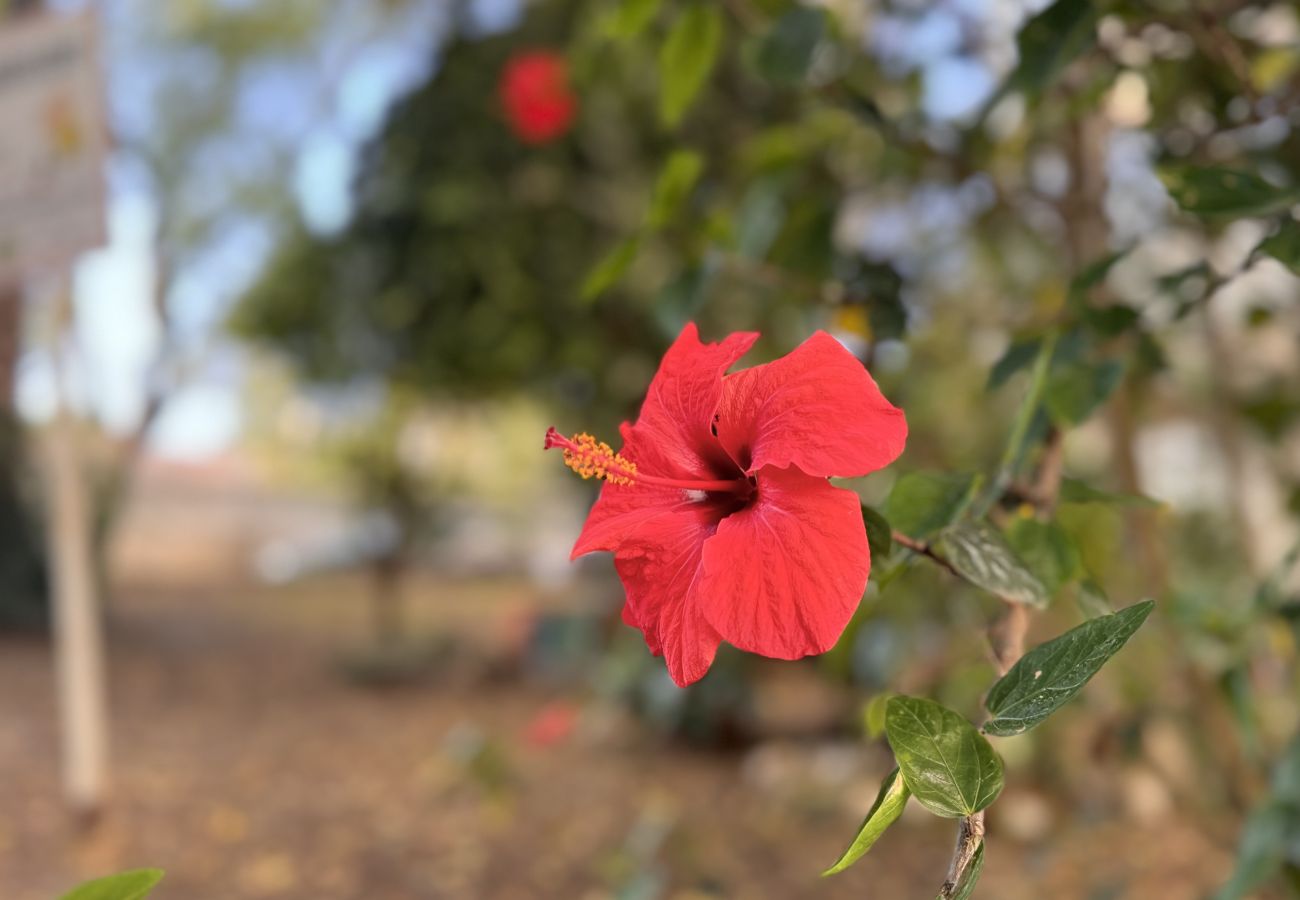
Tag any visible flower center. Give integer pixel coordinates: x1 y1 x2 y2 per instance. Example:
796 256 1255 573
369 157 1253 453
544 427 751 494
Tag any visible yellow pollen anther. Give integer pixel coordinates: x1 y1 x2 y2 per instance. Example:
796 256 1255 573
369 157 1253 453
548 430 637 486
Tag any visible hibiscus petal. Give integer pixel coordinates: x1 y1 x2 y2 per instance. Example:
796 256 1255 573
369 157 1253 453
610 500 729 687
697 466 870 660
627 322 758 481
716 331 907 478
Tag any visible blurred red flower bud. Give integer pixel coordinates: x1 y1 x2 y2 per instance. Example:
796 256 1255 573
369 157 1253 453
499 50 576 144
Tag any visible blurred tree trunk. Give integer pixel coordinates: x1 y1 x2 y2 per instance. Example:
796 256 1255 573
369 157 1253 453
370 551 408 649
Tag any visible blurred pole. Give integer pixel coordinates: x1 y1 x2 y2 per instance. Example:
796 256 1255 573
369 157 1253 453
0 284 17 409
44 279 109 823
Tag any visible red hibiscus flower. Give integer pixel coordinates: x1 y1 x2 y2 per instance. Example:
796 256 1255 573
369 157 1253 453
499 50 577 144
545 324 907 687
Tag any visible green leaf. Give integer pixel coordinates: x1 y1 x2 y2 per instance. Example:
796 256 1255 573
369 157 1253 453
863 691 893 739
1160 165 1300 218
988 338 1042 390
647 150 704 229
754 6 826 85
608 0 661 39
1075 579 1113 619
1004 517 1082 598
885 697 1003 818
1043 359 1124 425
60 870 165 900
936 520 1049 609
1259 218 1300 275
885 472 978 540
940 839 986 900
580 237 640 302
861 504 893 564
1003 0 1098 100
984 600 1155 736
822 767 910 875
658 4 723 128
1059 477 1159 507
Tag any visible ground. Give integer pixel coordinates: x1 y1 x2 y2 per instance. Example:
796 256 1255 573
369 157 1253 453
0 569 1243 899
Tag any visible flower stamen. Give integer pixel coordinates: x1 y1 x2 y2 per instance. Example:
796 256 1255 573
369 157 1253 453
544 427 750 494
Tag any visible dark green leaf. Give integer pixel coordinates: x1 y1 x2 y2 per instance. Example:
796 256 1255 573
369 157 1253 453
659 4 723 128
1004 517 1083 598
1215 735 1300 900
755 7 826 85
940 840 986 900
1161 165 1300 218
1082 303 1141 337
822 767 910 875
937 520 1048 608
988 338 1043 390
1069 248 1130 301
1059 477 1158 507
885 696 1004 818
60 870 165 900
1043 359 1124 425
984 600 1155 736
862 504 893 564
647 150 704 229
886 472 978 540
580 237 640 302
1004 0 1099 99
1260 219 1300 276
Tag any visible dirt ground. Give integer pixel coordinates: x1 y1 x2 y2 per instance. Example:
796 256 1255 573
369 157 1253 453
0 570 1243 900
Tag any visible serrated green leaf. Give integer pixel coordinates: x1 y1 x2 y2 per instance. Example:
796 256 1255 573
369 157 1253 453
754 6 826 85
1059 477 1159 507
580 237 640 302
60 870 165 900
861 504 893 564
937 520 1048 608
1259 219 1300 275
940 839 985 900
822 767 910 875
1161 165 1300 218
659 4 722 128
885 696 1004 819
647 150 704 229
1004 517 1082 598
1043 359 1124 425
984 600 1155 736
886 472 978 540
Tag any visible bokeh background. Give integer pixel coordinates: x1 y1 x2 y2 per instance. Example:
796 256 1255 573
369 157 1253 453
1 0 1299 897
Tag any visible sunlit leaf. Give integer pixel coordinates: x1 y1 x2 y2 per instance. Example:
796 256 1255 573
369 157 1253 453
659 4 723 128
886 472 978 540
647 150 705 229
984 600 1155 736
885 696 1004 818
60 870 165 900
580 237 640 302
608 0 660 39
937 520 1048 608
822 767 910 875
